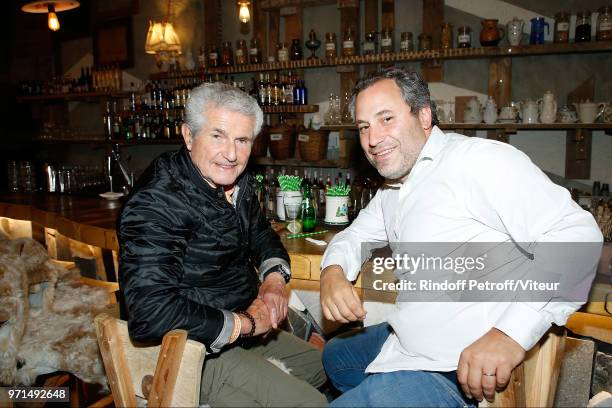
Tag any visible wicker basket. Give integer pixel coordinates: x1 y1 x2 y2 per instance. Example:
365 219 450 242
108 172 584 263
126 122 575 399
251 125 270 157
297 128 329 162
269 124 296 160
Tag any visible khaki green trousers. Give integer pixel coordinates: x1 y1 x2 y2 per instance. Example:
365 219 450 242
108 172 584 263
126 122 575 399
199 330 327 407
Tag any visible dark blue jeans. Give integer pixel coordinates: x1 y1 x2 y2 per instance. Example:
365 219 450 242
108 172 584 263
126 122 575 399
322 323 476 407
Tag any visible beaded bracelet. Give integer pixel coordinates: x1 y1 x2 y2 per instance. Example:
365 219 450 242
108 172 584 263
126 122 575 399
239 311 256 337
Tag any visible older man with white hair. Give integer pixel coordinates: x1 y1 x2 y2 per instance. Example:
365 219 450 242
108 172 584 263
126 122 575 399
118 82 327 407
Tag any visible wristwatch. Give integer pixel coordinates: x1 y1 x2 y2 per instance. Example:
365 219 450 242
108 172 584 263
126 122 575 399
262 263 291 283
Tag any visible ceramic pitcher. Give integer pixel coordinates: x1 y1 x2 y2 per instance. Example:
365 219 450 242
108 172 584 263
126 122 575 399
483 96 498 124
480 19 505 46
539 91 557 124
464 97 482 123
507 17 524 46
522 100 540 124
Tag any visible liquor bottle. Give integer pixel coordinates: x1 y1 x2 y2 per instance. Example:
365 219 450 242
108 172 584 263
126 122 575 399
258 73 266 106
112 101 121 139
285 71 294 105
293 77 301 105
129 82 137 111
103 101 113 140
299 80 308 105
301 184 317 232
124 114 134 141
265 73 273 106
163 110 172 139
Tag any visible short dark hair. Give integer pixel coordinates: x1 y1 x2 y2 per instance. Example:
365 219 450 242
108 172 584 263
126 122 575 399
349 67 439 127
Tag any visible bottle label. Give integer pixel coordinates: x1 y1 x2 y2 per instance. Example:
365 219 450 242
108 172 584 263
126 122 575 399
363 42 375 51
458 34 470 43
600 21 612 31
325 43 335 51
270 133 283 141
381 38 392 47
209 52 218 60
400 40 410 50
236 49 244 56
298 134 310 142
343 40 354 49
278 49 289 61
556 22 570 31
249 48 258 55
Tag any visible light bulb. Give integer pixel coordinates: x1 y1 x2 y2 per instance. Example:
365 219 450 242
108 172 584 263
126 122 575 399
238 3 250 23
48 5 60 31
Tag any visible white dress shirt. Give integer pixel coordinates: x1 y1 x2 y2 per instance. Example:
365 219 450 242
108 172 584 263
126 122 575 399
321 126 602 373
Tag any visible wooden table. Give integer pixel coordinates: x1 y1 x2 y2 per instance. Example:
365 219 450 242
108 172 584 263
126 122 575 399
0 193 338 281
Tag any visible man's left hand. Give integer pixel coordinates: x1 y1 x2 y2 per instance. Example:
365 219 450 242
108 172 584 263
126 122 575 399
258 272 288 329
457 328 526 403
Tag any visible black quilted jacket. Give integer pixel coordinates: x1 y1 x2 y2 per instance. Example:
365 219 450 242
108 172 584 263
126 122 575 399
117 147 289 348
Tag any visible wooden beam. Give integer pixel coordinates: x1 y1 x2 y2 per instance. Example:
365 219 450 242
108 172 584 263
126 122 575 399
565 77 594 179
565 129 592 179
488 57 512 107
381 0 394 31
364 0 377 34
338 1 360 98
268 9 280 61
203 0 222 47
421 0 444 82
283 7 303 43
253 0 268 58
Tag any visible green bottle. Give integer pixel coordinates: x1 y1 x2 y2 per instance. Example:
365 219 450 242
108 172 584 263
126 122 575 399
302 185 317 232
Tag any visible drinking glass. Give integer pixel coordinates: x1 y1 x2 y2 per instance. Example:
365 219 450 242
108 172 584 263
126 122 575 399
284 197 302 234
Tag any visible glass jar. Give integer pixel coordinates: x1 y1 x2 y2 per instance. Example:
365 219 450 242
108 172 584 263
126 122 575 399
554 11 570 43
575 10 592 42
290 38 303 60
440 22 453 49
277 42 289 62
235 39 248 65
381 27 393 53
249 37 261 64
363 31 377 55
400 32 414 52
418 33 432 51
325 32 337 58
597 5 612 41
208 44 219 67
457 26 471 48
342 26 356 57
221 41 233 66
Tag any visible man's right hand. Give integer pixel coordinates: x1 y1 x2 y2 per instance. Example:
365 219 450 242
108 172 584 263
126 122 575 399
320 265 366 323
240 298 272 336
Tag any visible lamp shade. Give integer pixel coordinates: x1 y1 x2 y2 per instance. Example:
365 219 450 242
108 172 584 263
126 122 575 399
145 20 181 54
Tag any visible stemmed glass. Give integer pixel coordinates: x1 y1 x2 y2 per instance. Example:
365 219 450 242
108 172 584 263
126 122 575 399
284 197 302 234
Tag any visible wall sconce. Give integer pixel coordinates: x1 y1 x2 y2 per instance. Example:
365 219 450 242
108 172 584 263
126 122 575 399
21 0 80 32
144 0 182 70
238 1 250 24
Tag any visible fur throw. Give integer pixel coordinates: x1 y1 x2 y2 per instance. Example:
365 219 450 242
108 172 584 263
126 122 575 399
0 235 109 387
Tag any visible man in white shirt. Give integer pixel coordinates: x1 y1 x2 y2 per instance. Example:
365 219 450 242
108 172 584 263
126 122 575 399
320 67 602 407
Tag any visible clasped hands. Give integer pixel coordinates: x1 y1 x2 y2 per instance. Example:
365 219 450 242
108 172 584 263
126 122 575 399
240 271 288 336
320 265 526 403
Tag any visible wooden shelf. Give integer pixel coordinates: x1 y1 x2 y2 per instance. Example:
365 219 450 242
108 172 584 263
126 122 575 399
150 41 612 80
322 123 612 132
250 157 349 168
36 138 183 146
262 105 319 113
17 91 132 102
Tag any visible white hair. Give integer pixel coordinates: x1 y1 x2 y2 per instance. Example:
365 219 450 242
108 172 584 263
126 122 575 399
184 82 263 139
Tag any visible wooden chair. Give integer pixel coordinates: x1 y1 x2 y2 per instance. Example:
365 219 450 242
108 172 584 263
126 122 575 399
484 327 566 407
94 314 206 408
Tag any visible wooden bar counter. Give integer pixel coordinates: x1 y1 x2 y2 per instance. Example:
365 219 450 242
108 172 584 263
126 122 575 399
0 193 340 281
